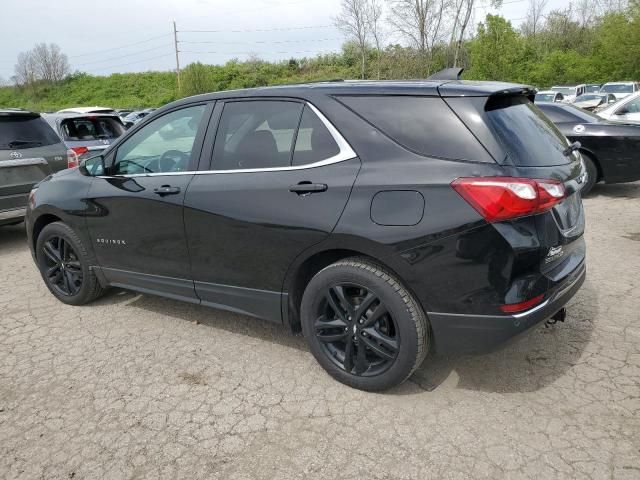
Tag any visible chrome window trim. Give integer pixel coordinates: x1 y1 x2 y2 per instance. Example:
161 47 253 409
106 101 357 178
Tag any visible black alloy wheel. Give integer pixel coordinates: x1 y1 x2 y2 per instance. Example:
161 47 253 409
41 236 83 296
315 283 400 377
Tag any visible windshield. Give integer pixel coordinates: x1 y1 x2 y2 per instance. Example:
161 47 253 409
551 87 575 95
0 115 61 150
535 93 556 102
60 117 125 141
484 96 572 166
601 84 633 94
585 85 601 93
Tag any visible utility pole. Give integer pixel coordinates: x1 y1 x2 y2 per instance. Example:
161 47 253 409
173 20 181 93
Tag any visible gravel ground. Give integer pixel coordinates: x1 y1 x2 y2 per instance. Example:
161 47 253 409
1 182 639 480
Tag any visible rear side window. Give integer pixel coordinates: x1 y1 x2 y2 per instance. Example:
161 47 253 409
484 96 571 167
0 115 61 149
212 101 303 170
60 117 125 141
292 106 339 166
337 95 492 162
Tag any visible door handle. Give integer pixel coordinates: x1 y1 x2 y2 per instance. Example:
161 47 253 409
289 182 328 195
153 185 181 196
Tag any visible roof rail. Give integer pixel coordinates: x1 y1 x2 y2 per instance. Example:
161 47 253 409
427 67 464 81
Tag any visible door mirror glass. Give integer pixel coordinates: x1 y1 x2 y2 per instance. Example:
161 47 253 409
80 155 105 176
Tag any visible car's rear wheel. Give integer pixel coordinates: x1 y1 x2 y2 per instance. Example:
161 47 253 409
301 258 429 391
36 222 106 305
581 153 598 196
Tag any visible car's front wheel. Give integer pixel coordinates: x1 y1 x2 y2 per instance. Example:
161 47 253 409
301 258 429 391
36 222 106 305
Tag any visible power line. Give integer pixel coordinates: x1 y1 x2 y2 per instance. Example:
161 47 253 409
179 25 334 34
74 44 174 67
82 53 175 73
69 33 173 58
179 38 341 45
180 49 335 55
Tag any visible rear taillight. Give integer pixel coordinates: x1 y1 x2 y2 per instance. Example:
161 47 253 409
500 294 545 313
451 177 566 222
67 147 88 168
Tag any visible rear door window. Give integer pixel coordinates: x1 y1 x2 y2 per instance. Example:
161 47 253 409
212 100 303 170
0 115 61 149
336 95 493 162
292 106 340 166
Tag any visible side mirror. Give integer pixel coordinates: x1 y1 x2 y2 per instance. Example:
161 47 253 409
609 97 617 104
79 155 105 177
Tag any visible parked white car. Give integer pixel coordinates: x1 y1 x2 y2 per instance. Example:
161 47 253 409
599 82 640 100
550 84 586 103
56 106 116 115
597 91 640 124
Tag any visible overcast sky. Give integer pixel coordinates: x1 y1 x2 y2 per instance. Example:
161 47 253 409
0 0 571 80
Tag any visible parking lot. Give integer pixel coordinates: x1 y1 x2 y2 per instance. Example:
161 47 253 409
0 183 638 479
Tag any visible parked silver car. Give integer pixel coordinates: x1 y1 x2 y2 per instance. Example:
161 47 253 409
597 91 640 124
572 93 617 111
0 109 67 225
42 113 126 163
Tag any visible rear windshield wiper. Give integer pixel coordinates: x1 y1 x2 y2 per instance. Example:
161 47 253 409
563 141 581 157
6 139 44 149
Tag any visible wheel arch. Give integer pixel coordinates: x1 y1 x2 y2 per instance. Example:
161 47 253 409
282 242 413 333
31 213 63 252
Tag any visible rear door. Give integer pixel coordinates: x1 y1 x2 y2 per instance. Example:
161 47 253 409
0 113 67 215
184 99 360 322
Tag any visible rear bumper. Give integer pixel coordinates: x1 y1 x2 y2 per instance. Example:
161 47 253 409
428 261 586 354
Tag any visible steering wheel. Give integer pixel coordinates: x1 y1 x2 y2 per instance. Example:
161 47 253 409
159 150 189 172
117 159 154 174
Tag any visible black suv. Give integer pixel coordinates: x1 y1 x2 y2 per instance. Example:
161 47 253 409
1 109 68 225
26 73 587 391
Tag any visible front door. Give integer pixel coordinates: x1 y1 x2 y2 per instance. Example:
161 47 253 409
184 99 361 321
85 103 212 301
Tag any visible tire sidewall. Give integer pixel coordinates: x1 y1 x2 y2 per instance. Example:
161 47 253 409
36 223 94 305
301 263 422 391
581 154 598 196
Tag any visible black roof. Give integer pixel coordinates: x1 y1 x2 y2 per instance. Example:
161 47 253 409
176 79 534 105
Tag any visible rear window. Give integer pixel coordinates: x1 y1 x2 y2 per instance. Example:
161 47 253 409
0 115 61 150
60 117 125 141
535 93 556 102
337 95 493 162
484 96 571 166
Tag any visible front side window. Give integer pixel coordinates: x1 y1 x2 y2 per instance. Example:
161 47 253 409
618 97 640 114
113 105 205 175
212 101 303 170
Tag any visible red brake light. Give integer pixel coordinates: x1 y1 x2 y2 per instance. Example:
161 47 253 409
66 147 87 168
500 294 545 313
451 177 566 222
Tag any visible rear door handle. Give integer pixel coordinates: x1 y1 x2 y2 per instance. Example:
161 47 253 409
153 185 181 196
289 182 328 195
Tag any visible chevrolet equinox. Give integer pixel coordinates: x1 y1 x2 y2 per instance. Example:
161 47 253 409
26 70 587 391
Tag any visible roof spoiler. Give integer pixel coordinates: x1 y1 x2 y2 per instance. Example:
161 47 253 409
427 67 464 81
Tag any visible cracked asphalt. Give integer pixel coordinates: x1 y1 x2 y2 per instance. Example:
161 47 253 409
1 182 639 480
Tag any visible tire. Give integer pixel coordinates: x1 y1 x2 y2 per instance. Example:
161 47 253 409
36 222 106 305
300 257 429 391
581 153 598 197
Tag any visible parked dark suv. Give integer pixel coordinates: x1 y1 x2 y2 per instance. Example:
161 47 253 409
1 109 67 226
26 71 587 390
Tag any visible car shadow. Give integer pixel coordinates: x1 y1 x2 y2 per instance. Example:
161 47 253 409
93 288 308 352
586 181 640 199
403 278 598 395
97 277 597 395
